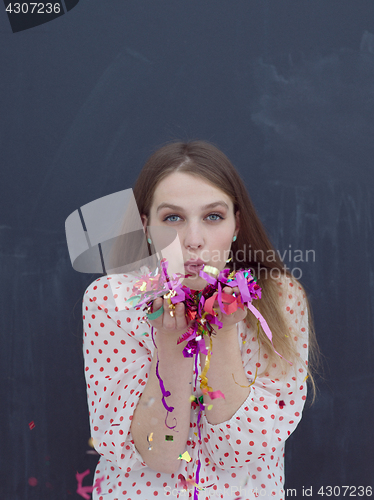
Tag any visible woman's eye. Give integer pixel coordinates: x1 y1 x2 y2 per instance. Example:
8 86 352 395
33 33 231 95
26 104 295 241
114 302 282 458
164 214 181 222
163 213 224 222
207 213 224 221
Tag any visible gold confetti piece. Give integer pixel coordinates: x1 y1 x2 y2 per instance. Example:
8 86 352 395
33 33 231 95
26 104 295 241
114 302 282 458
178 451 192 462
207 405 213 410
88 437 95 448
194 432 198 437
243 340 246 344
148 432 153 442
303 375 309 382
202 265 219 276
189 395 196 402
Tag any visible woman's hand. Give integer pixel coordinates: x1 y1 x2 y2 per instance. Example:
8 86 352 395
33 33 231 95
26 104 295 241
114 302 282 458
211 286 247 335
147 296 194 346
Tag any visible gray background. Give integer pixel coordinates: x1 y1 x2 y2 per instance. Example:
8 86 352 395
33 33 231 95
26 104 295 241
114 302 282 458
1 0 374 498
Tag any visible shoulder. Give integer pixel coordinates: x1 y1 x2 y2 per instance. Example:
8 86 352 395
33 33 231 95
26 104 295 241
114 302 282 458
271 272 307 307
83 265 151 303
82 266 152 338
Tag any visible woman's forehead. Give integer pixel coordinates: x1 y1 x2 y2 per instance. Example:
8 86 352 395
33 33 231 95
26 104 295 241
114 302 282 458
152 171 233 209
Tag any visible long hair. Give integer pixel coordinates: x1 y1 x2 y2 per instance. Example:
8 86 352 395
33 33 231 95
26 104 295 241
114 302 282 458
112 139 321 402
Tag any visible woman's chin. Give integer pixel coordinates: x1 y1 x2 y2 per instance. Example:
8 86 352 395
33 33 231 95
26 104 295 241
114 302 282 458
181 275 207 291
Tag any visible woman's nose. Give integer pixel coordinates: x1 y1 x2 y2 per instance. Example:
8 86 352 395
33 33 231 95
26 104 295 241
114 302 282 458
183 225 204 249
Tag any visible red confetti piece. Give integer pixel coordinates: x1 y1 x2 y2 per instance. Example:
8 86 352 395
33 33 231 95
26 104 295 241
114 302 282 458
279 400 286 408
28 477 38 486
28 421 35 430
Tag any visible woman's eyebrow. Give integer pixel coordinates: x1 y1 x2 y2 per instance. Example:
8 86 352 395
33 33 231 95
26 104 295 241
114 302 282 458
156 201 229 213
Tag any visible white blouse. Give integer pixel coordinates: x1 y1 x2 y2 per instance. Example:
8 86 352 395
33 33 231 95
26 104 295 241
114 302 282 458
82 268 309 500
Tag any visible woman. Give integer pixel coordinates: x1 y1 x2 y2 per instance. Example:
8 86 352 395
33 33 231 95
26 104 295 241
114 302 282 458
82 140 319 499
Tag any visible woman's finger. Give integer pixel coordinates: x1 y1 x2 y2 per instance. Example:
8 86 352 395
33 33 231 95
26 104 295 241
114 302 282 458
147 297 164 327
174 301 187 331
162 297 176 330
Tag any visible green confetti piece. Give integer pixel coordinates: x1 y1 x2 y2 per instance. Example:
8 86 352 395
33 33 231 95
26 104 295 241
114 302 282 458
125 295 141 306
146 304 164 320
207 405 213 410
165 435 173 441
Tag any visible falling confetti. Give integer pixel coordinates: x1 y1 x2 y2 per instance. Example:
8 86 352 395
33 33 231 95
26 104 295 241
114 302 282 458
28 421 35 430
93 475 105 495
76 469 93 500
28 477 38 486
178 451 192 462
144 397 155 407
147 432 154 450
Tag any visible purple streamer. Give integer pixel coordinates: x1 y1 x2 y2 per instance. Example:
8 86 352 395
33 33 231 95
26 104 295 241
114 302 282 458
155 356 173 412
198 269 218 286
150 326 178 429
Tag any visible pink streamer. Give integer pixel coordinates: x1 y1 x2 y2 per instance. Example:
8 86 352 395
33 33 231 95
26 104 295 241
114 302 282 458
208 390 225 400
246 302 292 365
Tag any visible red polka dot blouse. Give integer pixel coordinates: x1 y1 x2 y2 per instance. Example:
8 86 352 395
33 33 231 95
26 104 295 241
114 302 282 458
82 268 309 500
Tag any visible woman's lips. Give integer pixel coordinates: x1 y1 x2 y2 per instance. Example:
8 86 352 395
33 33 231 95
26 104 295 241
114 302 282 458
184 263 205 275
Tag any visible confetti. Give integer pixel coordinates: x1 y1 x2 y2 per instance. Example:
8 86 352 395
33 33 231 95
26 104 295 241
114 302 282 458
208 390 225 400
147 432 154 450
28 421 35 430
28 477 38 486
76 469 92 500
143 397 155 408
232 373 253 388
207 405 213 410
178 451 192 462
127 258 285 500
279 400 286 409
93 475 105 494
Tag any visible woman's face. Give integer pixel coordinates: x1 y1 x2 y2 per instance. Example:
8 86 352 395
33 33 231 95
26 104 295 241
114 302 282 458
142 171 240 290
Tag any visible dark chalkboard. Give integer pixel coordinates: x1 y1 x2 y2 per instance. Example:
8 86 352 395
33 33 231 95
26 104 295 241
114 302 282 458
1 1 374 498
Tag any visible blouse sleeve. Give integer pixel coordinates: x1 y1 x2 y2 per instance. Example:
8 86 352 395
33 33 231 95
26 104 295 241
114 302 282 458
199 274 309 469
82 273 153 472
